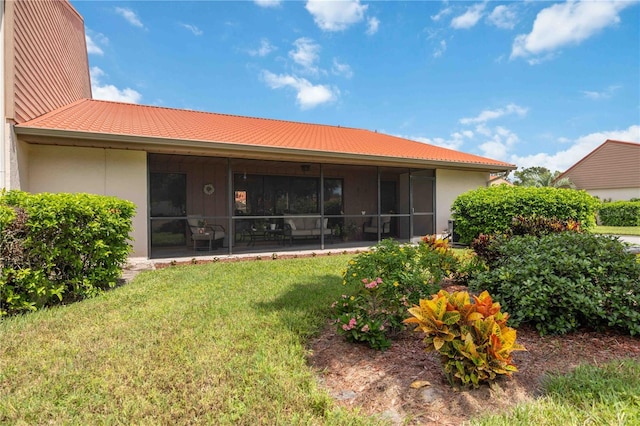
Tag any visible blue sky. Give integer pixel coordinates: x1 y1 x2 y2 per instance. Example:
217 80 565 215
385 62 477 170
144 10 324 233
75 0 639 172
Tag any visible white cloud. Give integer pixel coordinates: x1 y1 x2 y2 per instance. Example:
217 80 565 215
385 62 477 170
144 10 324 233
85 34 103 55
433 40 447 58
431 7 452 22
249 38 277 57
254 0 281 7
366 17 380 35
475 123 492 137
289 38 321 75
403 130 474 151
261 70 338 109
478 126 520 161
305 0 367 32
332 58 353 78
487 4 517 30
115 7 144 28
90 66 142 104
510 125 640 171
180 23 203 36
451 3 486 29
511 0 634 60
459 103 528 125
581 85 622 100
85 30 108 56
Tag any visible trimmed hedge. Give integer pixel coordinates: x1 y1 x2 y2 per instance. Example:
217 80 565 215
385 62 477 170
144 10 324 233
469 232 640 336
0 190 135 316
451 186 600 244
599 200 640 226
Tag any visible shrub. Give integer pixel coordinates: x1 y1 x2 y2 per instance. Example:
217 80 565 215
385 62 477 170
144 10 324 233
451 186 599 244
404 290 526 388
598 200 640 226
509 215 582 236
0 190 135 316
471 233 507 268
333 238 456 350
0 206 61 315
469 232 640 335
449 249 488 286
472 215 582 268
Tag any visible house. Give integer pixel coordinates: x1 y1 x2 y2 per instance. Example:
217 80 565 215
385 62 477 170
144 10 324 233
488 175 513 186
1 0 515 259
555 140 640 201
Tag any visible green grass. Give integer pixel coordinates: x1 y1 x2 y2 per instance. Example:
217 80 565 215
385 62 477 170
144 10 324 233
0 255 381 425
471 359 640 426
593 225 640 236
3 253 639 425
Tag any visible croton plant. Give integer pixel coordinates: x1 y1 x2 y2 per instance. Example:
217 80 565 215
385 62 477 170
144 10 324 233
404 290 526 388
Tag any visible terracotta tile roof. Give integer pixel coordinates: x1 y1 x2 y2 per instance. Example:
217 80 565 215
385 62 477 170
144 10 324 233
17 99 515 169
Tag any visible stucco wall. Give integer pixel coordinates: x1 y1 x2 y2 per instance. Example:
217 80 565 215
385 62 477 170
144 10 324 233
27 145 148 257
587 188 640 202
435 169 488 234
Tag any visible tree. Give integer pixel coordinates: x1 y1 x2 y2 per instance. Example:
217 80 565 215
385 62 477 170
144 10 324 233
512 167 575 188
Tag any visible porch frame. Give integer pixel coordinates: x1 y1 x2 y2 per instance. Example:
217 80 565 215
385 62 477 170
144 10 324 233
147 154 436 258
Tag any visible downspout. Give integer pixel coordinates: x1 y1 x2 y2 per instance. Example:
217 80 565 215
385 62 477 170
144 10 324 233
227 158 233 255
320 163 324 250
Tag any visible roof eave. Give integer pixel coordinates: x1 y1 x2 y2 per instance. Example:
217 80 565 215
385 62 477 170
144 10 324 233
14 126 516 172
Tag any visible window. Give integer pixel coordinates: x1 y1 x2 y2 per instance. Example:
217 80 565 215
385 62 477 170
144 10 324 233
233 174 326 215
324 178 343 215
150 173 186 217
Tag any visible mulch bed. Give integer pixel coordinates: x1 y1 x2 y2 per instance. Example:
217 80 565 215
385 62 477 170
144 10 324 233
308 280 640 426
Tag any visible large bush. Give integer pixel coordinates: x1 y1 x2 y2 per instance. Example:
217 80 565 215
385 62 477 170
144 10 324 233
451 186 600 244
333 238 457 350
469 232 640 336
598 200 640 226
0 190 135 316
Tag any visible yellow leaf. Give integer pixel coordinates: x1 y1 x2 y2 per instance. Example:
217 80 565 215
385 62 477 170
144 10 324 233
410 380 432 389
467 312 483 322
433 336 445 351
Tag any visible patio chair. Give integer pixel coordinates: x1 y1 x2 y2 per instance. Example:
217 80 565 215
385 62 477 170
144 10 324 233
187 218 225 251
363 216 391 239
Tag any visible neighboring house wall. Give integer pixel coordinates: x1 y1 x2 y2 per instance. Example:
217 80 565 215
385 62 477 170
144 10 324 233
435 169 488 234
4 0 91 124
27 144 148 257
2 0 90 190
559 141 640 201
587 188 640 202
1 1 7 189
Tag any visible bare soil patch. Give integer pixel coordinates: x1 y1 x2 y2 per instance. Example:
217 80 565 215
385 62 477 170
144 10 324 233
308 287 640 425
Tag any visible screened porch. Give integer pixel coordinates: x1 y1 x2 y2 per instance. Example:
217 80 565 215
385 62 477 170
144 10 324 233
148 154 436 259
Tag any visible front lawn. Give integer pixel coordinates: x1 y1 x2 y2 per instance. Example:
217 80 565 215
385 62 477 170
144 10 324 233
593 225 640 236
472 359 640 425
0 255 378 425
1 253 638 425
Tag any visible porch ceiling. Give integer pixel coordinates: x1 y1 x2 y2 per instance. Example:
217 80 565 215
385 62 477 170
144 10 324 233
15 98 516 173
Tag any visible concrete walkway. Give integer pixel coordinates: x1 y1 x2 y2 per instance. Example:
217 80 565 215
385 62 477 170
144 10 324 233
120 246 369 283
619 235 640 246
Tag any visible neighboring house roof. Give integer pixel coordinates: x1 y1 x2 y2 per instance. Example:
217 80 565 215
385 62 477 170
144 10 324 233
4 0 91 124
488 176 513 186
555 140 640 190
15 99 516 171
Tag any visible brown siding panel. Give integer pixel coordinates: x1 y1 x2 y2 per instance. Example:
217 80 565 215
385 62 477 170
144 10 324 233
10 0 91 123
563 141 640 190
